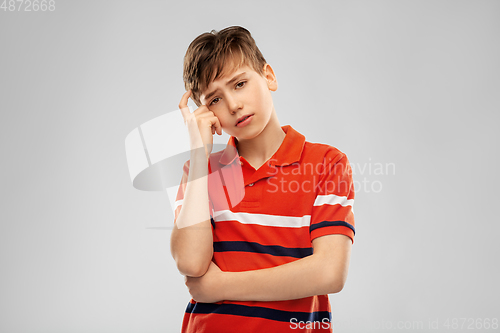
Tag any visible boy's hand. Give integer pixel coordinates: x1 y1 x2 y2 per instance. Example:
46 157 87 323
179 89 222 159
185 261 226 303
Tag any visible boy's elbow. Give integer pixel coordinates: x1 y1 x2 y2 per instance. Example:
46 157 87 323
328 277 346 294
324 267 348 294
175 257 211 277
179 263 208 278
170 228 213 277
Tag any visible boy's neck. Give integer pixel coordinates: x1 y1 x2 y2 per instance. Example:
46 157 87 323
234 110 286 170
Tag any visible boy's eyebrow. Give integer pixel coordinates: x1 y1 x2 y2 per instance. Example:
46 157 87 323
204 72 247 102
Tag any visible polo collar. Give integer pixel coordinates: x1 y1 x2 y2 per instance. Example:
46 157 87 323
218 125 306 166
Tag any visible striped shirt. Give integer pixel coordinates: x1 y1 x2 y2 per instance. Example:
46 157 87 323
174 125 355 333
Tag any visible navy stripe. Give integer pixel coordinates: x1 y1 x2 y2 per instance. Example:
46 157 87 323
310 220 355 235
186 302 331 323
213 241 312 258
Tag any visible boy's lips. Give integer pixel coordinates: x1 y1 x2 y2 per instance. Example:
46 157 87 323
235 114 254 126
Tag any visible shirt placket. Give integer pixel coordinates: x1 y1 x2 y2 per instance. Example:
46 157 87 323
238 158 278 203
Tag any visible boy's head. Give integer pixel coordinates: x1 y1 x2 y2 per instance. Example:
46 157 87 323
183 26 268 107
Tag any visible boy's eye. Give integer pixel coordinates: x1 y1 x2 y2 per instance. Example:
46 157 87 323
209 82 246 105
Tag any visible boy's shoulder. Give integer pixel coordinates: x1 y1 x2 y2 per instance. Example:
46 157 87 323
301 139 347 166
281 124 347 166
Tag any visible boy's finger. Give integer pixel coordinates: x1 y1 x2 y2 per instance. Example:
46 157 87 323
191 105 211 116
179 90 192 119
213 117 223 136
198 113 221 135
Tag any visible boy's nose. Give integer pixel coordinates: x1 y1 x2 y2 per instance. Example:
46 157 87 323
226 95 242 114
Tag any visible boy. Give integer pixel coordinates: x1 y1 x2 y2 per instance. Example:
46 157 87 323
171 26 355 332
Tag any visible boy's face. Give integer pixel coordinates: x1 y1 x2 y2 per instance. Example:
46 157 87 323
199 63 277 140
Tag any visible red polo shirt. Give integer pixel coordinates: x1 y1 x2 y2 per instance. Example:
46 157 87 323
174 125 355 333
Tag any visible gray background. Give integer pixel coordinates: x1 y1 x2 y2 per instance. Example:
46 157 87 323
1 0 499 332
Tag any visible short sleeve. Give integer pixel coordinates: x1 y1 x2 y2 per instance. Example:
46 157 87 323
173 159 215 230
310 150 355 243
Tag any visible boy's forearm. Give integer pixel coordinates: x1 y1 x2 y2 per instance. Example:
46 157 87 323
222 251 348 302
170 152 213 277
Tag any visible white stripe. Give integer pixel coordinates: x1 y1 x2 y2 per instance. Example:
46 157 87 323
174 199 183 209
213 210 311 228
313 194 354 208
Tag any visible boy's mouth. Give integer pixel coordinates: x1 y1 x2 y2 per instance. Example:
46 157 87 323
235 114 253 126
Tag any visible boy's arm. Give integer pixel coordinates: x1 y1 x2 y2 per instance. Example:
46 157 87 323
170 152 213 278
185 233 352 302
170 90 222 278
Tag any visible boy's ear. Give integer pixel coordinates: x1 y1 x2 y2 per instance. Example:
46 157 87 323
263 63 278 91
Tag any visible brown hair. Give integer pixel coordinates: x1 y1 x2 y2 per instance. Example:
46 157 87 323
183 26 267 107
